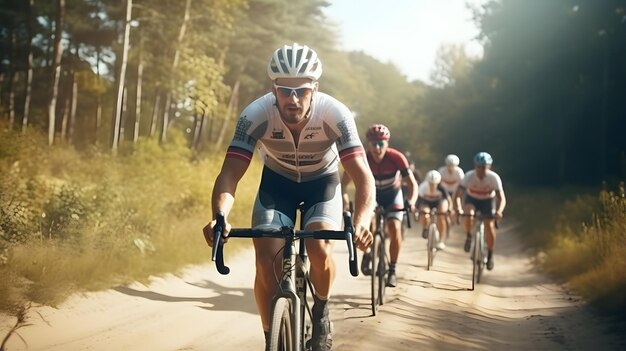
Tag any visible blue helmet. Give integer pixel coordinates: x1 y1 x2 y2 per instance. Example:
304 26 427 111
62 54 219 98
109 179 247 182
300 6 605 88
474 152 493 165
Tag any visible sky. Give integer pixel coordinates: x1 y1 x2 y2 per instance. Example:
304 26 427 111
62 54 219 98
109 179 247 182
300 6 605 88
323 0 488 83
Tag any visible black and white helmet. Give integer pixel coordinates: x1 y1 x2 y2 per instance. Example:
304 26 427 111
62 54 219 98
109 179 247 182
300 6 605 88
267 43 323 81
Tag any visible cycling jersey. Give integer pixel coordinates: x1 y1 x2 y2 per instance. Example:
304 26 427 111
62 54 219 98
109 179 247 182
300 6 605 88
367 148 410 192
459 170 503 200
226 92 364 183
437 166 464 195
418 182 447 202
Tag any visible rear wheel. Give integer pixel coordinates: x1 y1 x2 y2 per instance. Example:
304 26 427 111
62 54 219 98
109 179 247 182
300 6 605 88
269 297 294 351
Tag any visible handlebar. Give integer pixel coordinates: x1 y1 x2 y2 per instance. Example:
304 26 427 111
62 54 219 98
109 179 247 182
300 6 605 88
376 199 412 228
457 212 500 229
211 211 360 277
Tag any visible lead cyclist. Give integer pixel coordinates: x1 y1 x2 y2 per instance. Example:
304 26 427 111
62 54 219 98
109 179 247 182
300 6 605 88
202 43 375 351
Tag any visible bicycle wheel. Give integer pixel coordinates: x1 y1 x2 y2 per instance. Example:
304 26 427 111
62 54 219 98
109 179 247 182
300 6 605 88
471 230 479 290
370 233 380 316
269 297 294 351
476 226 486 284
427 222 437 270
376 234 387 306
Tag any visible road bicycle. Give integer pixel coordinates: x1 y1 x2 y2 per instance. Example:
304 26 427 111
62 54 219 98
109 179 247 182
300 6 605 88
417 208 448 271
460 213 497 290
211 209 358 351
367 202 411 316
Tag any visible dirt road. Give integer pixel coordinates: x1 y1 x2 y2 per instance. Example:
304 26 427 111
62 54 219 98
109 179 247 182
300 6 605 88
2 223 624 350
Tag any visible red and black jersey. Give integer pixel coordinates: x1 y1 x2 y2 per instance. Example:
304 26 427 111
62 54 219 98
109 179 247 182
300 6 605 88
367 148 411 192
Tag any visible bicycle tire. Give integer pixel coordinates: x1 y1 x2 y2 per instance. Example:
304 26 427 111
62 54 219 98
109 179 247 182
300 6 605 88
427 222 438 270
471 230 478 290
377 233 387 306
269 297 294 351
370 233 381 316
476 224 486 284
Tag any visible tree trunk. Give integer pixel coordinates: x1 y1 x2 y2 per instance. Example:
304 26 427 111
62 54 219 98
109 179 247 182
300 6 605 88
161 0 192 143
48 0 65 146
216 80 240 147
69 78 77 144
150 93 160 137
8 28 17 128
134 39 144 143
111 0 132 154
22 0 34 132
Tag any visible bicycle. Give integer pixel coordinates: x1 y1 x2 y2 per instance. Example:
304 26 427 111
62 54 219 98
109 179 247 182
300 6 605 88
211 209 359 351
417 208 448 271
366 202 411 316
460 213 498 290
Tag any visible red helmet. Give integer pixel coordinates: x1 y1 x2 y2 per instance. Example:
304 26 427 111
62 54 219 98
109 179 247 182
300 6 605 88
366 124 390 141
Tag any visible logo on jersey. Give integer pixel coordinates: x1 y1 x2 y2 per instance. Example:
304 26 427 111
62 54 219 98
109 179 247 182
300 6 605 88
271 128 285 139
337 119 357 145
303 132 318 140
234 115 253 143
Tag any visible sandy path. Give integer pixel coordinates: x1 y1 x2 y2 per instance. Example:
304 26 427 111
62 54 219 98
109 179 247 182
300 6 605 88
2 223 624 350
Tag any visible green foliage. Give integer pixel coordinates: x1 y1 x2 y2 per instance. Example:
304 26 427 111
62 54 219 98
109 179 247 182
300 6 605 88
0 121 262 312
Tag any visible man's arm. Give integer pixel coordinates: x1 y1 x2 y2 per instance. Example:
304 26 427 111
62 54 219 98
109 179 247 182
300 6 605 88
342 156 376 250
453 186 465 212
403 171 418 211
495 189 506 218
203 157 250 247
340 171 353 212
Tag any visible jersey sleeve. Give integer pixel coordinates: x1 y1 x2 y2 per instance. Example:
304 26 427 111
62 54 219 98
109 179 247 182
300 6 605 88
321 96 365 162
226 98 269 163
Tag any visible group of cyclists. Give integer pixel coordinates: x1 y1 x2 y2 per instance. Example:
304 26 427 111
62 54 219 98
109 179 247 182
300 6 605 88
202 43 507 351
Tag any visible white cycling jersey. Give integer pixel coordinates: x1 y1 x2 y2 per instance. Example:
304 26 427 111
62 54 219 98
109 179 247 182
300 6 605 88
438 166 464 194
226 92 364 182
418 182 447 201
460 169 503 200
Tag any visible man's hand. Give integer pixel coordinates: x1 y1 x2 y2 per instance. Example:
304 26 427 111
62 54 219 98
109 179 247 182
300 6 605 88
202 219 231 247
353 224 373 251
495 211 504 220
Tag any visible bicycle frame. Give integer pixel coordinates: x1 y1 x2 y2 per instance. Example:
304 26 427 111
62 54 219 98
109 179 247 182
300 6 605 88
211 211 358 351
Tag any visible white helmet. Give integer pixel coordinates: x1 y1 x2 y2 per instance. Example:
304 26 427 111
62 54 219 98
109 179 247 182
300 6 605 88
267 43 323 81
445 154 460 166
425 170 442 184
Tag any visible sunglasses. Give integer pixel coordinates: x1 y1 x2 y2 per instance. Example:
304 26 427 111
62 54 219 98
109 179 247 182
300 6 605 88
274 83 314 98
369 141 386 148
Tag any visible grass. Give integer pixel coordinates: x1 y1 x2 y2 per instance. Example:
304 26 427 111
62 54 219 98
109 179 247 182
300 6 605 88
509 183 626 317
0 121 262 316
1 119 624 329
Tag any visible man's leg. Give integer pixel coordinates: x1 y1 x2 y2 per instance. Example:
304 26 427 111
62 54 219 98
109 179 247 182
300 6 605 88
386 218 402 287
252 237 288 332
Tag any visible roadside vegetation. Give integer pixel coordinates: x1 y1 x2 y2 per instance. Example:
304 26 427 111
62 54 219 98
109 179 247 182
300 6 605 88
0 122 262 317
509 183 625 317
2 122 624 322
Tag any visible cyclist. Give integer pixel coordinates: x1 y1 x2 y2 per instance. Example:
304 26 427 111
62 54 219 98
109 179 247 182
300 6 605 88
202 43 376 351
341 124 418 288
438 154 464 224
454 152 506 271
417 170 452 250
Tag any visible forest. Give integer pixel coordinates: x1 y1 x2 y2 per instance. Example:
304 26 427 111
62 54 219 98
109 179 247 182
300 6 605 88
1 0 625 320
1 0 624 184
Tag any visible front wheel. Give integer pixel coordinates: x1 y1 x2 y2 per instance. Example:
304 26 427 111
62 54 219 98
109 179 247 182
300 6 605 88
370 234 380 316
427 223 438 270
376 234 387 306
269 297 294 351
